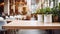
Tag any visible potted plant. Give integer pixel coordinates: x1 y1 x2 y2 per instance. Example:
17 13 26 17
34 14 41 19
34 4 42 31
44 7 52 24
58 3 60 22
35 8 45 22
52 6 59 22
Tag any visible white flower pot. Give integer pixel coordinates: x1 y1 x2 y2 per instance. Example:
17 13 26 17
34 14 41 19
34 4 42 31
44 14 52 24
37 14 43 22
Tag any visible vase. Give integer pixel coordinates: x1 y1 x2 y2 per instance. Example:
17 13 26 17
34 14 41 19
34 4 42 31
37 14 43 22
44 14 52 24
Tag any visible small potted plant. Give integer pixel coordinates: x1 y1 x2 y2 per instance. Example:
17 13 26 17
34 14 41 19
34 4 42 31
44 7 52 24
52 6 59 22
35 8 45 22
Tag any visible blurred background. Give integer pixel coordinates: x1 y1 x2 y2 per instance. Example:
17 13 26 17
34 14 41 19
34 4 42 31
0 0 60 34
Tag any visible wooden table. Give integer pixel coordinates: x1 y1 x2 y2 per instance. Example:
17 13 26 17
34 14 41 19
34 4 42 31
2 20 60 30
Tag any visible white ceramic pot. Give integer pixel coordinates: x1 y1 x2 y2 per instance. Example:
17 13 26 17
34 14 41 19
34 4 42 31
44 14 52 24
37 14 43 22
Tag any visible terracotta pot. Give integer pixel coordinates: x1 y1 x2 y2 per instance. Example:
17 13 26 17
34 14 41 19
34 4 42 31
53 16 58 22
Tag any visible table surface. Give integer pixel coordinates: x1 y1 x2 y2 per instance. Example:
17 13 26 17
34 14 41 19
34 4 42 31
2 20 60 29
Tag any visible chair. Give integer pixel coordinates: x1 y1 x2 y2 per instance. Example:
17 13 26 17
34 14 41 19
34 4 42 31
0 17 7 34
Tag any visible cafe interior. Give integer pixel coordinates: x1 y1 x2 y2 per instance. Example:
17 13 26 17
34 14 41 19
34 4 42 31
0 0 60 34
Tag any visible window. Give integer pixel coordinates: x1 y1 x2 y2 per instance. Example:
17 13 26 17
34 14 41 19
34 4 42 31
5 0 59 15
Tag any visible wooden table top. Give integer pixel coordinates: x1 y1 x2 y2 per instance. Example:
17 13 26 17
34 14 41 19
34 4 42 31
2 20 60 29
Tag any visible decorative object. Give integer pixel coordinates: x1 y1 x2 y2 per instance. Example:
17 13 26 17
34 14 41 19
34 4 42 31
35 8 44 22
52 6 59 22
44 14 52 24
44 7 52 24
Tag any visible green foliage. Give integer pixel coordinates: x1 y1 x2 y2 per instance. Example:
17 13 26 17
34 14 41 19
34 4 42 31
35 9 40 14
44 7 52 14
35 7 52 14
35 8 45 14
52 6 59 16
59 3 60 10
53 0 55 1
